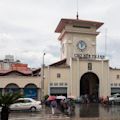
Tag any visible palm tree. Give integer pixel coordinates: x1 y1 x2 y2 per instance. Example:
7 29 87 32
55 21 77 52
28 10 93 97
0 92 22 120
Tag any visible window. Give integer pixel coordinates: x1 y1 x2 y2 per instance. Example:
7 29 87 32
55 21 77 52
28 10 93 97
111 83 113 86
73 25 91 29
54 83 58 86
24 100 31 103
57 73 61 78
117 75 120 79
117 95 120 97
15 100 24 103
114 83 117 86
50 83 53 86
59 83 63 86
65 83 68 86
88 63 92 70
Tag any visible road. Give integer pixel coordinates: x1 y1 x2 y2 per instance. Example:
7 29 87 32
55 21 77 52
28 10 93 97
3 104 120 120
9 107 70 120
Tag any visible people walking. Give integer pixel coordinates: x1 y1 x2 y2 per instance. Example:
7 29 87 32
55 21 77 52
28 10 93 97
50 100 57 115
66 99 75 116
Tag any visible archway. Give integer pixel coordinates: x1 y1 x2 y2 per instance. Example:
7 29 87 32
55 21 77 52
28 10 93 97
24 84 38 99
5 83 20 93
80 72 99 97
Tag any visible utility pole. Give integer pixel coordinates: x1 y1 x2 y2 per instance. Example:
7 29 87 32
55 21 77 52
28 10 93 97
42 52 46 99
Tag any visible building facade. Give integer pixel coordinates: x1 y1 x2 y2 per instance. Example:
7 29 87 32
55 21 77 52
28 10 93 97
43 18 120 98
0 18 120 100
0 56 41 100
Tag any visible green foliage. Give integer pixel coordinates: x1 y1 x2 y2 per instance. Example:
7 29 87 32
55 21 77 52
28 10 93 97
0 92 23 107
44 94 49 100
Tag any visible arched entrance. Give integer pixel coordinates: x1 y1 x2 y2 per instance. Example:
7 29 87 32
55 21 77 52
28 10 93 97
80 72 99 97
5 83 20 94
24 84 38 99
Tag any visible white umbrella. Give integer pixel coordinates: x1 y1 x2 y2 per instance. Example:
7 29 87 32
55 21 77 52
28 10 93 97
56 95 66 100
67 95 76 99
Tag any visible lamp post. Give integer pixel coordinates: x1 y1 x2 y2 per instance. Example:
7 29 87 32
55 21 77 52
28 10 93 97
42 52 45 98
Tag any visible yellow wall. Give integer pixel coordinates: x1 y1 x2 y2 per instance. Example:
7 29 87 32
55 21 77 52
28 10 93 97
43 59 111 98
110 69 120 87
71 59 110 97
44 67 70 95
0 76 41 88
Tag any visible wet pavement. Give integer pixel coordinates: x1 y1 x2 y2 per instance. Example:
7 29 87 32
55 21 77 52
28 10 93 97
9 106 69 120
9 104 120 120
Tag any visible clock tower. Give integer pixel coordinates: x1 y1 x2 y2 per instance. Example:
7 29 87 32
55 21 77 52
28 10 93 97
55 18 103 64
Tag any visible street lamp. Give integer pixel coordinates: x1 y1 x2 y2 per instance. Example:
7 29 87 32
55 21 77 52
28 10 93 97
42 52 46 98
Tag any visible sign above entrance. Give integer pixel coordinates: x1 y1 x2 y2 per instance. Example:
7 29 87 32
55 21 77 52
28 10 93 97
74 54 105 60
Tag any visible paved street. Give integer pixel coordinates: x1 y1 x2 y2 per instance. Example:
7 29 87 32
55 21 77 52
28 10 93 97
7 104 120 120
10 113 70 120
9 106 70 120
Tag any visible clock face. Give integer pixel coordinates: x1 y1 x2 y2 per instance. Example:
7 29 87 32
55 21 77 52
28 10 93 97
77 41 86 50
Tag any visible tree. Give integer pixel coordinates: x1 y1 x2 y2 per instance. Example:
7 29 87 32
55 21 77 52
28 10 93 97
0 92 22 120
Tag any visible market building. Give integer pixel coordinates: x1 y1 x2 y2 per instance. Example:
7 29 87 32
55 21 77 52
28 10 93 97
0 55 41 99
0 18 120 100
43 18 120 98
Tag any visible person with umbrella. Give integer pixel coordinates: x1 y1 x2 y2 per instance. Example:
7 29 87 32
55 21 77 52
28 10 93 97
45 96 56 107
50 99 57 115
56 95 66 113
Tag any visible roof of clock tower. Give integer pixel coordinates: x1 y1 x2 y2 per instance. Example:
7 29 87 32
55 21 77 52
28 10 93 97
55 18 104 33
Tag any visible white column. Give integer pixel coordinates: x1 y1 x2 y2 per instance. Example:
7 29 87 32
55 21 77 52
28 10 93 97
100 60 104 97
77 58 80 97
69 57 73 96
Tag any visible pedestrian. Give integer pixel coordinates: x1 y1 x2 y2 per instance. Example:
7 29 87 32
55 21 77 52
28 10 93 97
66 99 75 116
50 100 57 115
60 99 64 112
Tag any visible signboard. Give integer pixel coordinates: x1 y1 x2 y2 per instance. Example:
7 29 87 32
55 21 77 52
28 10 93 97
74 54 105 60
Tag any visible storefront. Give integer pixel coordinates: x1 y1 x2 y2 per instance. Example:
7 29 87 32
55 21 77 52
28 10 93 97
50 87 67 96
24 84 38 99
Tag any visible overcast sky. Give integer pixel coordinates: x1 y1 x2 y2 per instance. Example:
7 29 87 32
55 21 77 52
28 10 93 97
0 0 120 68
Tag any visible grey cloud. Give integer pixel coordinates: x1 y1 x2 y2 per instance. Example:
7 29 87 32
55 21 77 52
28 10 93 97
0 0 120 68
45 45 60 57
97 35 120 68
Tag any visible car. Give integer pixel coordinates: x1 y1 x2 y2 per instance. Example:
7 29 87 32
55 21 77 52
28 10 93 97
75 96 84 104
10 98 42 112
109 93 120 104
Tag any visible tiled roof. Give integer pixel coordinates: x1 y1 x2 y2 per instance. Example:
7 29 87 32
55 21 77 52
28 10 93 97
0 70 32 76
49 59 69 67
110 67 120 70
55 18 104 33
